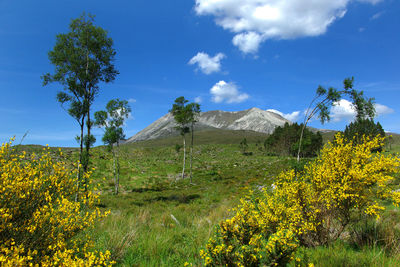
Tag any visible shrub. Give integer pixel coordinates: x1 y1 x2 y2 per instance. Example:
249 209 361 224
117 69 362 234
0 139 112 266
175 144 182 153
201 133 400 266
239 138 249 155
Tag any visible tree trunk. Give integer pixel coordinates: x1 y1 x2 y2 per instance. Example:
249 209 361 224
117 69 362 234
297 123 306 162
190 123 194 183
75 118 85 202
181 134 186 180
84 85 91 193
83 44 90 193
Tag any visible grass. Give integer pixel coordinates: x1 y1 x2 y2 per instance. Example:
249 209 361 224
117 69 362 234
87 141 295 266
295 240 400 267
11 132 400 266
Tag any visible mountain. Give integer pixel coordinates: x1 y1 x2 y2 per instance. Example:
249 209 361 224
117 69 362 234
126 107 291 143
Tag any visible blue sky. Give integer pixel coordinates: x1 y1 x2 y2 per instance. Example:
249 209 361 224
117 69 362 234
1 0 399 147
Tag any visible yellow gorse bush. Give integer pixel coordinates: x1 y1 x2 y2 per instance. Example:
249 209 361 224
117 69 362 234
0 139 112 266
201 133 400 266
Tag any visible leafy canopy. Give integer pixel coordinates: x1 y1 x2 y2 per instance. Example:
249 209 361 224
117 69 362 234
265 122 323 157
170 96 192 136
94 99 131 146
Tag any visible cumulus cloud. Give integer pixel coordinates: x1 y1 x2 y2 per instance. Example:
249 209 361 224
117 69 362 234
194 96 203 103
375 103 394 115
128 98 136 103
195 0 383 54
210 80 249 103
331 99 393 122
188 52 225 74
232 32 263 54
331 99 356 122
267 109 301 122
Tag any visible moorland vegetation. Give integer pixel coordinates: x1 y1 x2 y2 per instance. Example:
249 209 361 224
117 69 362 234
1 12 400 267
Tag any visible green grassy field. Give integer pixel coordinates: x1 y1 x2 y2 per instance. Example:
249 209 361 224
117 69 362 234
88 141 296 266
13 131 400 266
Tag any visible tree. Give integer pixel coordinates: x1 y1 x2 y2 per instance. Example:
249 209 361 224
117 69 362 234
42 13 119 192
94 99 131 195
187 102 201 183
297 77 374 162
170 97 191 180
343 118 385 151
265 122 323 157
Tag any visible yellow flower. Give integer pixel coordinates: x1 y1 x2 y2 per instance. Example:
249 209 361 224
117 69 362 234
0 139 111 265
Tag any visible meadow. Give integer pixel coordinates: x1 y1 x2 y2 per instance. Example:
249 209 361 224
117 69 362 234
6 131 400 266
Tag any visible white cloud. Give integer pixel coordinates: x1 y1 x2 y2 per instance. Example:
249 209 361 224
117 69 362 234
210 80 249 103
370 11 384 20
331 99 393 122
194 96 203 103
267 109 301 122
128 98 136 103
359 27 365 32
375 103 394 115
195 0 382 54
331 99 356 122
232 32 263 54
188 52 225 74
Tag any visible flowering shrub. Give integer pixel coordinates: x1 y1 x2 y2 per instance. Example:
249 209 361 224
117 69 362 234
0 139 112 266
201 133 400 266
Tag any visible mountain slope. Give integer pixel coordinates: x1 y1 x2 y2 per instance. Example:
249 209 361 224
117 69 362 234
126 107 291 143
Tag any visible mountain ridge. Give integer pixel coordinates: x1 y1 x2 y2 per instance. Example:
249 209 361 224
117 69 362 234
126 107 291 143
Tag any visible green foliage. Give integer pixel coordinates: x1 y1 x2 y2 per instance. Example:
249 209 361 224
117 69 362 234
309 77 374 126
95 98 131 146
94 98 131 195
170 96 191 136
14 135 400 266
87 142 293 266
343 118 385 151
42 13 119 178
349 210 400 256
201 134 400 266
298 240 400 267
297 77 375 161
175 144 182 153
83 134 96 149
170 96 201 180
0 140 111 265
265 122 323 157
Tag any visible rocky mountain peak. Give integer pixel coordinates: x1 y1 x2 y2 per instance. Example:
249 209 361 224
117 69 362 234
126 108 291 143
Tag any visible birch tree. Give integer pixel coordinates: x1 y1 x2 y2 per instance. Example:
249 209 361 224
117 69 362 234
170 97 191 180
94 99 131 195
42 13 119 192
297 77 375 162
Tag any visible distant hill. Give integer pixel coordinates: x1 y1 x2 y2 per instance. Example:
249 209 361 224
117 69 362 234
126 107 291 143
125 129 270 147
